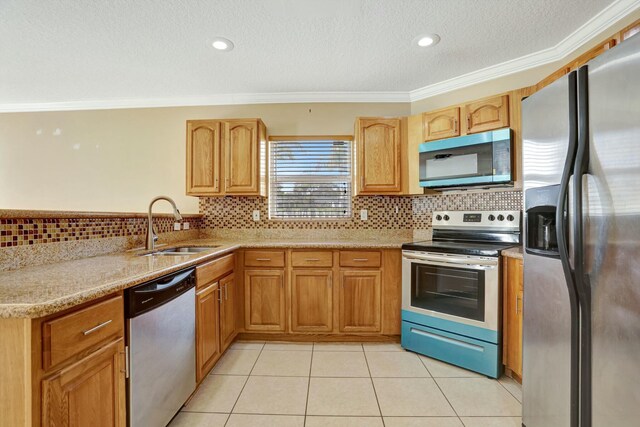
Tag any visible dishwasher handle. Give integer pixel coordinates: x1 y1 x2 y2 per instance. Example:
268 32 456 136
126 268 195 318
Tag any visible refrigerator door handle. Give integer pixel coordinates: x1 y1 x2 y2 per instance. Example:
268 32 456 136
575 64 592 427
556 70 580 427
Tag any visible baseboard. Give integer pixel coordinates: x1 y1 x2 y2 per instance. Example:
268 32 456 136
236 332 400 343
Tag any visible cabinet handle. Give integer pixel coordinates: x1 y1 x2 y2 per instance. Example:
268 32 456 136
224 283 228 300
453 119 458 133
120 346 130 378
82 319 112 336
305 258 320 262
218 286 222 303
466 114 471 130
352 258 369 262
214 177 219 190
225 177 229 190
256 258 271 261
361 175 364 190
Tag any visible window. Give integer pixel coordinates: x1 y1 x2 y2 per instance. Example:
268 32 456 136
269 137 353 219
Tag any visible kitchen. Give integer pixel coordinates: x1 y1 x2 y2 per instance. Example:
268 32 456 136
1 1 639 427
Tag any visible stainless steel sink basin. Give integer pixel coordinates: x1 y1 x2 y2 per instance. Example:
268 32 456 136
160 246 216 254
139 246 219 256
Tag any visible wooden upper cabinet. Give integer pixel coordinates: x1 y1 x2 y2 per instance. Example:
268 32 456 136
621 20 640 41
42 337 126 427
339 270 381 333
219 273 237 352
422 107 461 141
502 257 523 381
244 269 286 332
290 269 333 332
224 119 266 195
356 118 402 194
465 95 509 134
186 120 223 196
186 118 266 197
196 282 221 382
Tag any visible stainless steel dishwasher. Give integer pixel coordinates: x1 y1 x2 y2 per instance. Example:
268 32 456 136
125 268 196 427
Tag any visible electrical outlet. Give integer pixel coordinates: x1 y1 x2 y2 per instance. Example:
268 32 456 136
173 222 181 231
360 209 368 221
253 210 260 221
395 205 399 214
182 222 190 230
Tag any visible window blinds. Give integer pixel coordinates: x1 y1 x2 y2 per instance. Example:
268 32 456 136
269 140 352 219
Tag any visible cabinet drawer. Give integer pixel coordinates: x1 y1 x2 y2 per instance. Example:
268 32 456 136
43 295 124 370
291 250 333 267
339 251 381 268
196 253 235 288
244 250 285 267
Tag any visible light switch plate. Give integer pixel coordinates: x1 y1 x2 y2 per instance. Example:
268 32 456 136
360 209 368 220
183 222 190 230
253 210 260 221
173 222 181 231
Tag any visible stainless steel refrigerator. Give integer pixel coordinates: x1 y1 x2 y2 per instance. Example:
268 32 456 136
522 34 640 427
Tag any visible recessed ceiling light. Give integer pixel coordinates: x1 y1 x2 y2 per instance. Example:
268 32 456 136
212 37 234 51
415 34 440 48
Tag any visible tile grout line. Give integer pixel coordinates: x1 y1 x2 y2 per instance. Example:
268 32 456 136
223 342 265 426
303 344 315 427
497 376 523 403
362 347 385 426
431 375 464 426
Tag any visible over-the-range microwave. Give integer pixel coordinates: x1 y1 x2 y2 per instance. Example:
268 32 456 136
419 128 513 190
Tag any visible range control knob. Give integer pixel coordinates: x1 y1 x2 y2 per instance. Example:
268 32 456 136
436 214 443 221
488 214 496 221
507 214 515 222
443 215 450 221
497 214 505 221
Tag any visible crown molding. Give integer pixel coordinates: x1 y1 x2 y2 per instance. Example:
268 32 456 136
0 0 637 112
0 91 409 113
409 0 640 102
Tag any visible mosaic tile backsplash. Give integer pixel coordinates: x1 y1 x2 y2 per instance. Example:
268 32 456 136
199 190 523 232
0 216 203 248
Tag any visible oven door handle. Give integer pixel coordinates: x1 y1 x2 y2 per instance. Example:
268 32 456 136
403 254 497 269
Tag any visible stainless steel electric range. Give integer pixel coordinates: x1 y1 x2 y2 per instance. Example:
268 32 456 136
401 210 521 378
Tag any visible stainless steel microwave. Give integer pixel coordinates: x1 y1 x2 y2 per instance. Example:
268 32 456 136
419 128 513 189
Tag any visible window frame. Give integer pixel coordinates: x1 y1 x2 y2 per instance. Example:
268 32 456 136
268 135 354 221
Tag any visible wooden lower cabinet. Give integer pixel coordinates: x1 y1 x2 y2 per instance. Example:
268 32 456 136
42 337 126 427
503 256 524 381
290 269 333 332
244 269 286 331
339 270 382 333
219 273 237 352
196 282 221 383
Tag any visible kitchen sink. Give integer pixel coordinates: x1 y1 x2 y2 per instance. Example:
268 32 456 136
139 246 219 256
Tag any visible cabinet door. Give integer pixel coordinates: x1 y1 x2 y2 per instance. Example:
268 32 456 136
42 338 126 427
219 273 236 352
186 120 223 196
225 120 260 194
196 282 221 382
465 95 509 134
244 269 286 331
339 270 381 332
356 118 401 194
422 107 460 141
503 257 523 380
290 269 333 332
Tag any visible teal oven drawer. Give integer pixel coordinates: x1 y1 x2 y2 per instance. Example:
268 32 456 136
402 320 502 378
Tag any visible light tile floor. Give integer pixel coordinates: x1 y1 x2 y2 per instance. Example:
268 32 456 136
173 341 522 427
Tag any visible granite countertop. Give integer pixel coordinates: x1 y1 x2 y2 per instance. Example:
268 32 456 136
502 246 523 259
0 237 408 319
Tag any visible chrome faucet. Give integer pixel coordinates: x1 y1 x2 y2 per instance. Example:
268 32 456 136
146 196 183 251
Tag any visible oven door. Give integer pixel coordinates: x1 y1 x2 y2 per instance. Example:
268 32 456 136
402 250 500 331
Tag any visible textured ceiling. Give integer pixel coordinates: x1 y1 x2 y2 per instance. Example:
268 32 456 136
0 0 620 107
